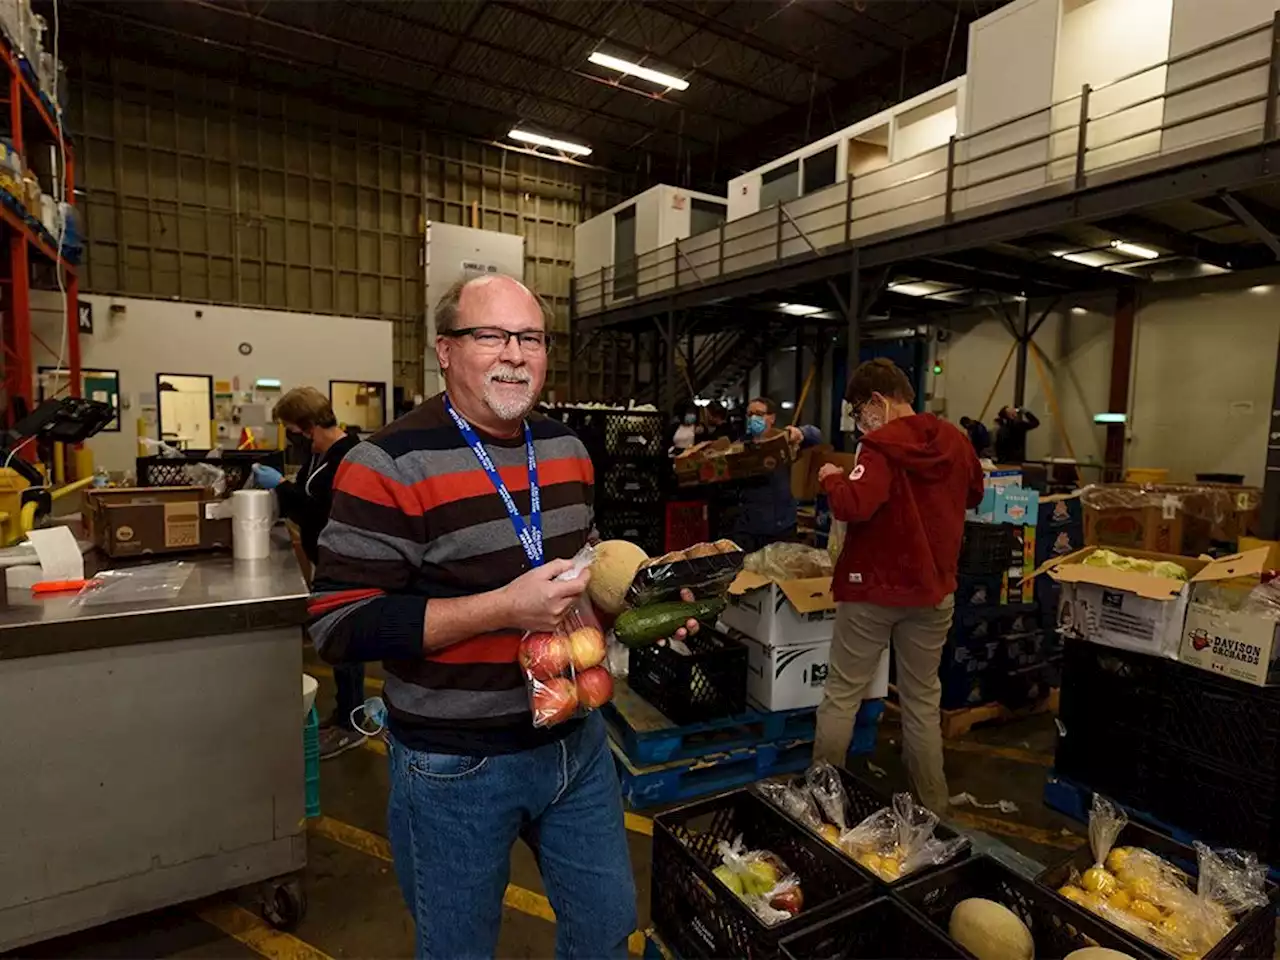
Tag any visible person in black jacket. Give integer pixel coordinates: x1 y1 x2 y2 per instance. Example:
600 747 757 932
252 386 364 758
993 406 1040 465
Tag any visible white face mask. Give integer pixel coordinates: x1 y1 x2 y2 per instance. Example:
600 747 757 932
858 397 890 435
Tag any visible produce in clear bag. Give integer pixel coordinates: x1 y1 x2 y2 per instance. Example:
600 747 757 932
625 539 745 607
756 781 826 835
838 792 969 882
518 545 613 728
710 835 804 925
1054 794 1271 958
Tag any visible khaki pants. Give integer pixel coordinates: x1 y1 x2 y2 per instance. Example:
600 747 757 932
813 595 955 812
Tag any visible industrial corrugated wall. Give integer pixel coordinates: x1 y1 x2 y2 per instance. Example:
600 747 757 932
66 51 628 399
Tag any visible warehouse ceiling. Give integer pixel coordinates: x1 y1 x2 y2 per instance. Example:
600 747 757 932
50 0 1009 187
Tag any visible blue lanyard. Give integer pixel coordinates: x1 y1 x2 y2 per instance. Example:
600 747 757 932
445 396 543 567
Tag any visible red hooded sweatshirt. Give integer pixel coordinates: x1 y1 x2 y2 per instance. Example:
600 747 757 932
821 413 985 607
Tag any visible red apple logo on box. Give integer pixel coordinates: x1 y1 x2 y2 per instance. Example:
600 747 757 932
1190 628 1211 652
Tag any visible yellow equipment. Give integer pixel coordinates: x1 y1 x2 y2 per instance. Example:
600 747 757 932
0 467 94 547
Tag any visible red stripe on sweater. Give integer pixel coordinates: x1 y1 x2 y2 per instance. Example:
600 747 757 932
308 587 385 618
412 456 593 510
426 630 523 664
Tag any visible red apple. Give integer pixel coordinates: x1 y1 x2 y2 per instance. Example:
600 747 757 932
769 884 803 916
519 632 570 682
575 666 614 710
568 625 606 671
532 676 579 726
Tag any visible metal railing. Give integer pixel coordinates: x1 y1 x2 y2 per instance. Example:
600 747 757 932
573 17 1280 317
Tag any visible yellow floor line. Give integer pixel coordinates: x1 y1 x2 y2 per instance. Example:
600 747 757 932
307 816 644 954
196 903 333 960
949 810 1081 850
625 812 653 836
944 739 1054 768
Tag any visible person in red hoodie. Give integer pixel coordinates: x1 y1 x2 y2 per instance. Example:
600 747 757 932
813 358 984 812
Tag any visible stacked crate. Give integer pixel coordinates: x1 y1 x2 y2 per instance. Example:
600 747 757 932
585 409 668 556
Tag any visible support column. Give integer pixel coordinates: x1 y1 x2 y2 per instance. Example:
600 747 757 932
685 331 695 400
1264 332 1280 537
1013 299 1030 409
664 312 677 417
1105 287 1137 483
792 323 805 416
840 250 862 448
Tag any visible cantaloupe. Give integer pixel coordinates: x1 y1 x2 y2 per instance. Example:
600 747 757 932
1065 949 1137 960
948 898 1034 960
588 540 649 614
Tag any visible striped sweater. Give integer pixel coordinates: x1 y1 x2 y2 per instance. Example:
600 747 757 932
308 393 594 755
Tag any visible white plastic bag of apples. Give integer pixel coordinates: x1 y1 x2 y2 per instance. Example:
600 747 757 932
518 544 614 728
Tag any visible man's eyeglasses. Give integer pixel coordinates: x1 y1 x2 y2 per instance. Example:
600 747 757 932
445 327 554 353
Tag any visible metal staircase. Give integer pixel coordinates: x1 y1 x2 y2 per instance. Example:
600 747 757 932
650 319 798 409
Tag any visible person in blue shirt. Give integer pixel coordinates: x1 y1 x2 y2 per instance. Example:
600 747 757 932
732 396 821 552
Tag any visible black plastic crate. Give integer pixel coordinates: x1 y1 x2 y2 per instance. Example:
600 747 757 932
603 411 666 459
629 627 748 726
758 768 969 890
1144 749 1280 867
596 508 664 557
900 855 1152 959
136 450 284 493
1038 819 1278 960
779 896 962 960
1156 661 1280 779
1054 641 1165 812
600 460 664 505
959 522 1018 575
652 789 874 960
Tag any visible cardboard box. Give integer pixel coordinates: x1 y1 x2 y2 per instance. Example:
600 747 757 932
674 434 796 487
1240 536 1280 570
738 633 889 711
1085 496 1184 554
85 486 233 558
1035 545 1210 658
723 571 836 646
1179 548 1280 686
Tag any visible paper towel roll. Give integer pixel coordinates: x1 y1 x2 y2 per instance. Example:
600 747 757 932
230 489 274 560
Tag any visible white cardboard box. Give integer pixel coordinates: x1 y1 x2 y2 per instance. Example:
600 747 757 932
1179 548 1280 686
737 630 890 711
722 572 836 646
1035 545 1209 658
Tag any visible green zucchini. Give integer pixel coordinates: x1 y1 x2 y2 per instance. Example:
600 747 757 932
614 598 727 648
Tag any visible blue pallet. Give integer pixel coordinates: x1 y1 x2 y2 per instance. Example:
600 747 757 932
605 677 882 766
1044 772 1280 882
610 735 815 809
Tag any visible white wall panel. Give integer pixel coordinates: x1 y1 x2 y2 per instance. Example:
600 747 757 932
1163 0 1276 154
31 293 394 474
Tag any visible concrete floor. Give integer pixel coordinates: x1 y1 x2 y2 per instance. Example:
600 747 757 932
9 657 1082 960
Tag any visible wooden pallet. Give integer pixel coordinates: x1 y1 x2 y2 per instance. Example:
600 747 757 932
887 685 1059 739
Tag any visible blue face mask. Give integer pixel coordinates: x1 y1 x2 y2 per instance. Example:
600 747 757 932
683 414 696 425
746 415 767 437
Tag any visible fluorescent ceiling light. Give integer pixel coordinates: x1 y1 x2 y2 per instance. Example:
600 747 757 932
778 302 822 316
588 51 689 91
1251 284 1273 294
781 401 795 410
1110 240 1160 260
1093 412 1127 424
887 281 951 298
1071 306 1088 315
255 378 282 389
508 129 592 156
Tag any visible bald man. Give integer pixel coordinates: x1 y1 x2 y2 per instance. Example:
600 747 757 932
309 275 697 958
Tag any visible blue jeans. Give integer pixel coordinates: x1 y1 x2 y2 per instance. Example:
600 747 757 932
386 711 636 959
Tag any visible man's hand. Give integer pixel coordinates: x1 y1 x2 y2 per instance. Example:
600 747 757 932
500 559 591 632
818 462 843 482
658 588 702 646
785 425 804 446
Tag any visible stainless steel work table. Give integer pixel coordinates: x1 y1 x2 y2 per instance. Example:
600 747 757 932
0 530 311 951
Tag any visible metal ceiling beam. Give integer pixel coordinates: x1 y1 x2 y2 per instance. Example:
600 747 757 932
1096 214 1244 269
647 1 845 84
487 0 796 109
354 1 746 130
1218 191 1280 260
181 0 718 149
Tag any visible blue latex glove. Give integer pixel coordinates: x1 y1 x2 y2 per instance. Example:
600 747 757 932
252 463 283 490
